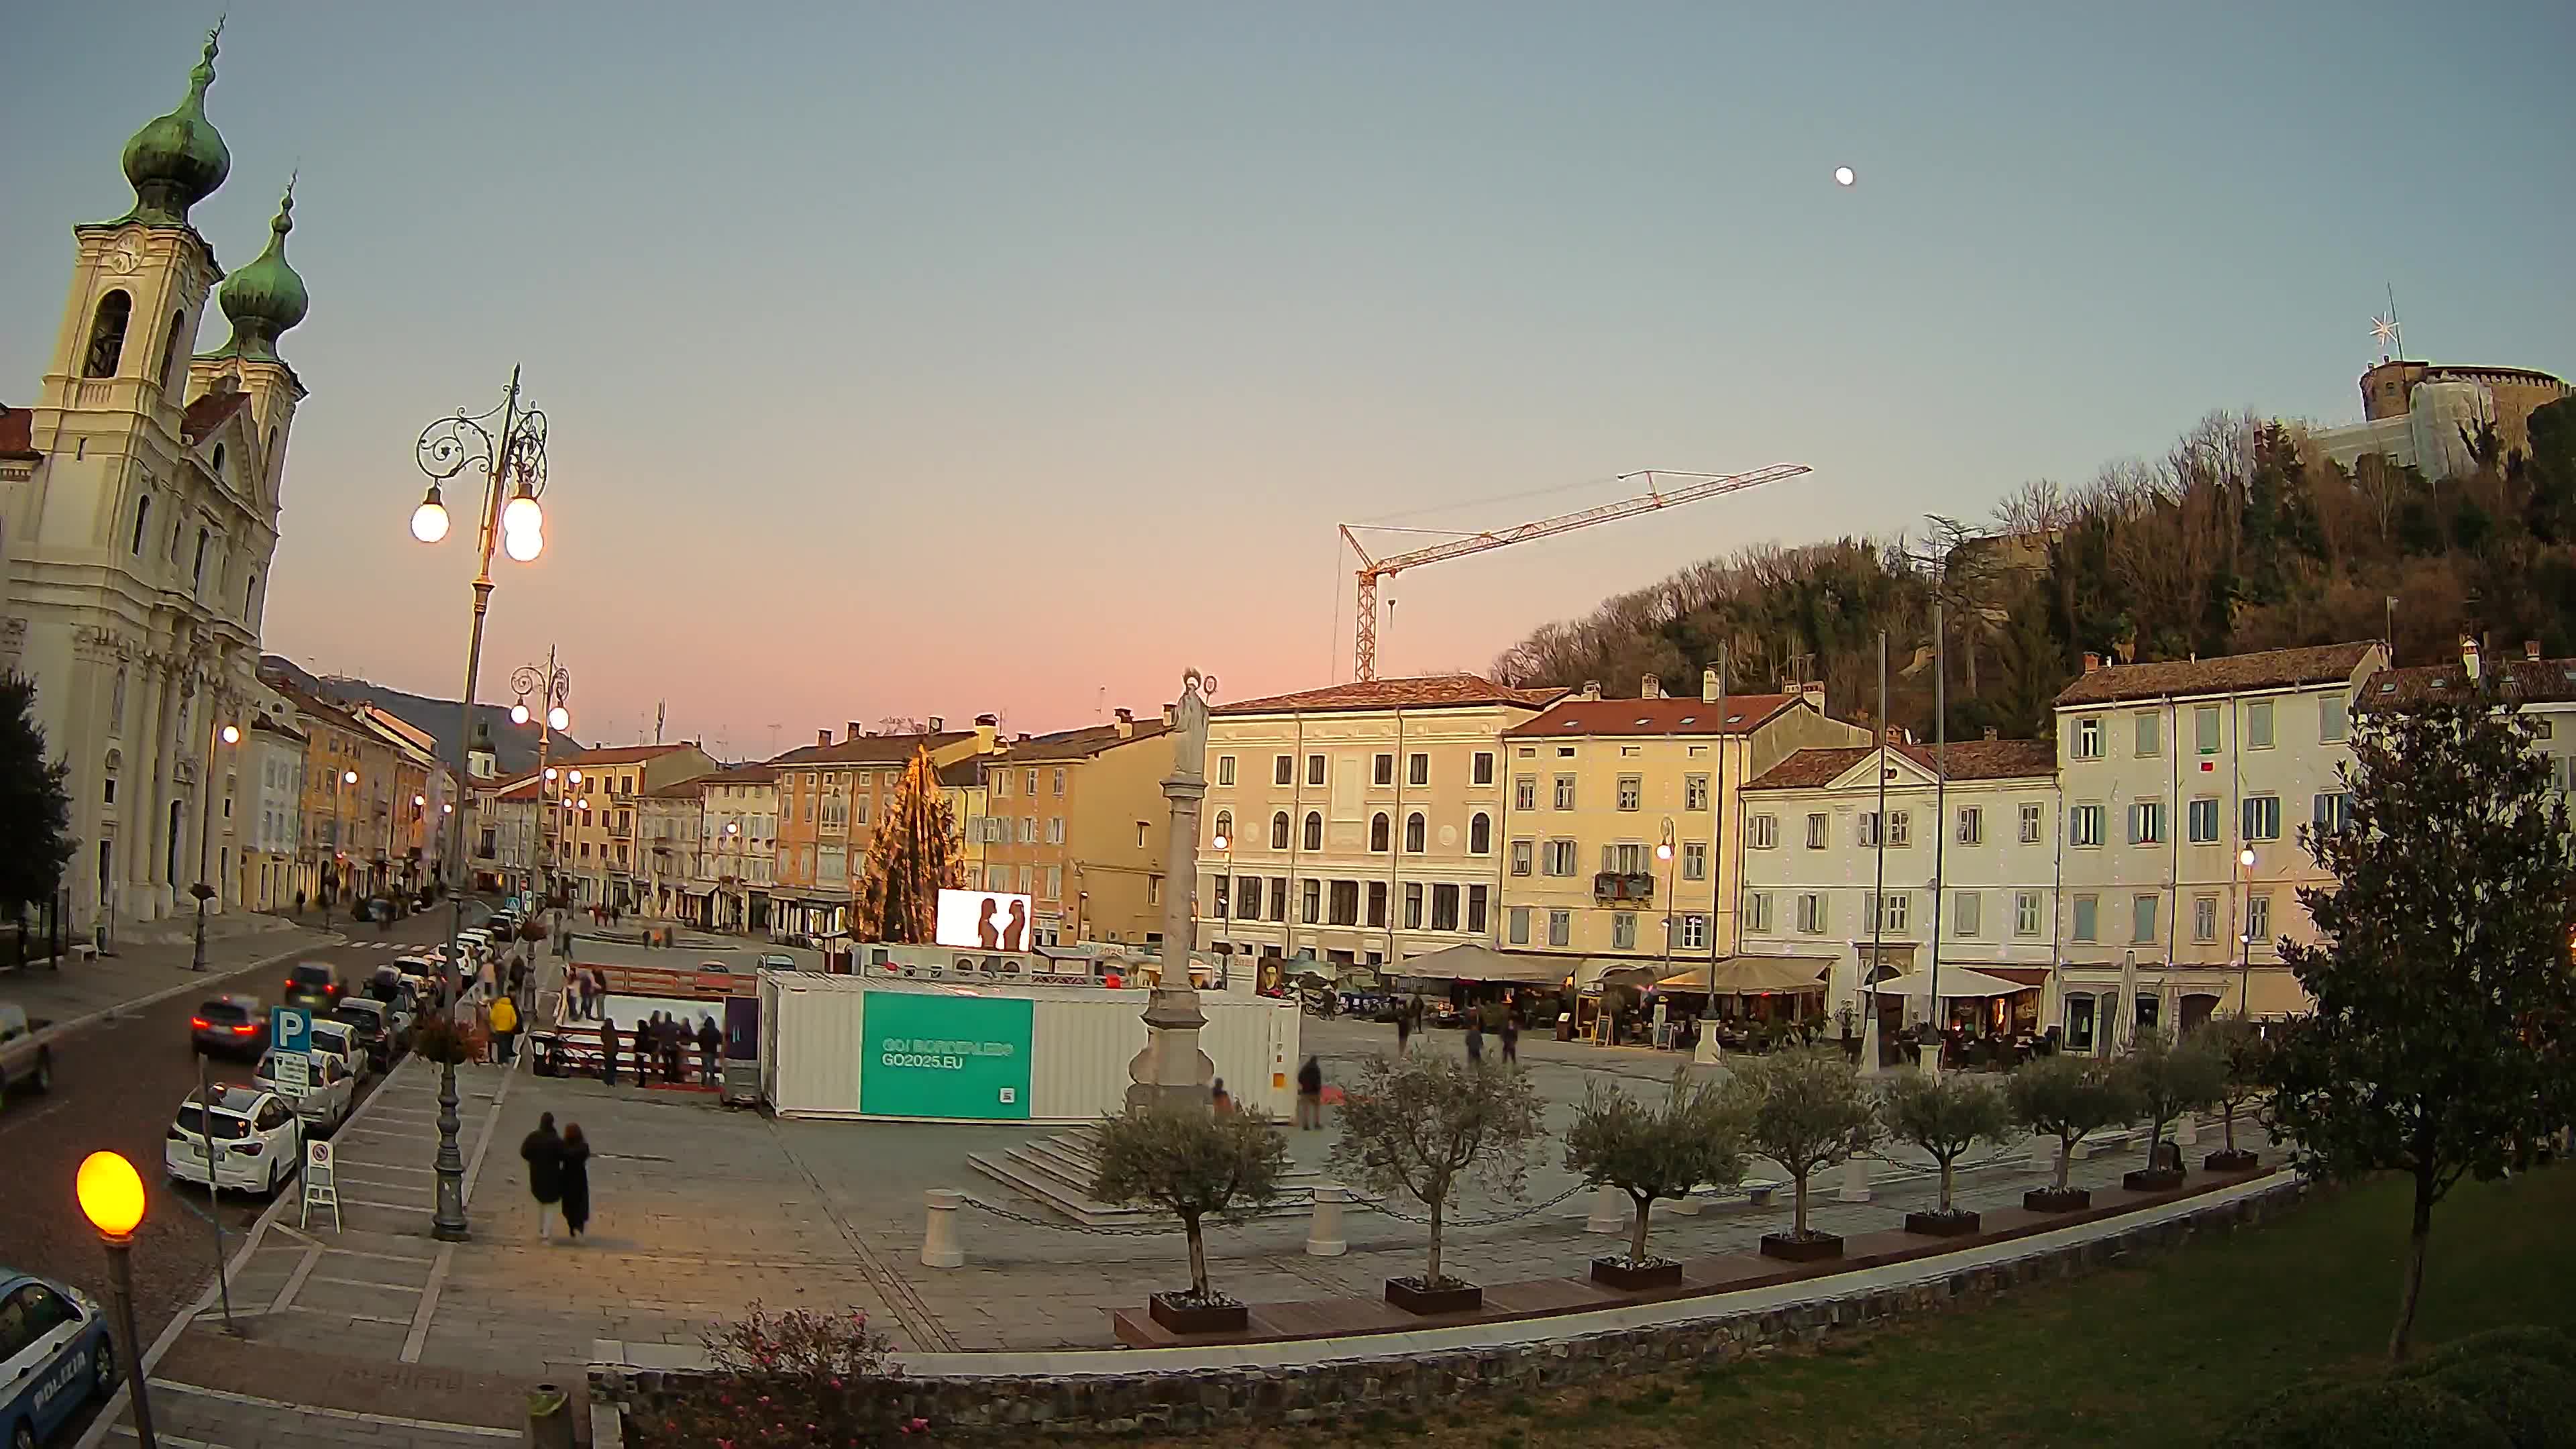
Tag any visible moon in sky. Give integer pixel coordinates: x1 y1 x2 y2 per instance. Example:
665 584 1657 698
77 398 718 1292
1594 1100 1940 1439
1833 166 1856 187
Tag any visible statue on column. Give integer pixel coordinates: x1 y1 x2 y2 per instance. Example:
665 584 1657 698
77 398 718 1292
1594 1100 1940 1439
1126 668 1219 1115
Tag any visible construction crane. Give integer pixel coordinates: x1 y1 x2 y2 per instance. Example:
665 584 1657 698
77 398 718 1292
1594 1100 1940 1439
1339 464 1810 682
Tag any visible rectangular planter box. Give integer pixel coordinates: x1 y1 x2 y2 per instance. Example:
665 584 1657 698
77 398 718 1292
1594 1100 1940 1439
1903 1210 1982 1237
2024 1187 2091 1213
1384 1277 1483 1316
2204 1150 2259 1173
1147 1293 1248 1336
1758 1232 1843 1263
1590 1256 1684 1291
2123 1168 2186 1193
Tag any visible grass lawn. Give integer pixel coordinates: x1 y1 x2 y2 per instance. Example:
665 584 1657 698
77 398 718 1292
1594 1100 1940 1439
1083 1167 2576 1449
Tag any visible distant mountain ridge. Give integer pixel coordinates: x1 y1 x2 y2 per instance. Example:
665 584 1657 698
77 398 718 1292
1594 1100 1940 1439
258 655 581 778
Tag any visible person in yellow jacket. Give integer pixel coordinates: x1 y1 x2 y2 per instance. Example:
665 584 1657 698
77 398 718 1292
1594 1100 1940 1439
490 992 521 1066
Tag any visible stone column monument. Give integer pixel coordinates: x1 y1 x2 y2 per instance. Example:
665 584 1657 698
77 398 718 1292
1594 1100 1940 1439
1126 668 1219 1114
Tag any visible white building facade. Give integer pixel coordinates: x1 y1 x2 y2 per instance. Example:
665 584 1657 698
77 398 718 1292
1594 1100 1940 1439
696 764 777 934
2051 641 2385 1044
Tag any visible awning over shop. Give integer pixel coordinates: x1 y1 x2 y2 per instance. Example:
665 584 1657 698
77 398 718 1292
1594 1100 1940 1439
1869 967 2033 998
1395 943 1568 985
1656 955 1832 995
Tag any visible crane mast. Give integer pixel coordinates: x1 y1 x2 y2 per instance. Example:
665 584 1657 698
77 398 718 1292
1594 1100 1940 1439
1342 463 1810 682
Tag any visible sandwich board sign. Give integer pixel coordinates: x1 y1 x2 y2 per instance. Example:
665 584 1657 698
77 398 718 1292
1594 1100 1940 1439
301 1138 340 1231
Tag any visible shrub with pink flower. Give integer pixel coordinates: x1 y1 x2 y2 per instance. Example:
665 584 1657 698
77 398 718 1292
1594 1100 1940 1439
642 1305 924 1446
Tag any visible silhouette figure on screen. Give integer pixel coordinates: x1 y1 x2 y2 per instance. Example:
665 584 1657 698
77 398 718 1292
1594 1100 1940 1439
1004 898 1028 952
977 896 1000 949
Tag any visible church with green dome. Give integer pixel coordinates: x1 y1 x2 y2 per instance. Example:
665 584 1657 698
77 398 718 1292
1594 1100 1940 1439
0 22 322 930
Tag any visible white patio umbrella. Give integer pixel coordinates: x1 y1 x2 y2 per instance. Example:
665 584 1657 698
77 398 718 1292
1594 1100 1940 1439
2114 949 2139 1054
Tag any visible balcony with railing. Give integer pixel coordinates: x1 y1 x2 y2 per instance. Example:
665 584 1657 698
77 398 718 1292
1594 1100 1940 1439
1594 871 1655 904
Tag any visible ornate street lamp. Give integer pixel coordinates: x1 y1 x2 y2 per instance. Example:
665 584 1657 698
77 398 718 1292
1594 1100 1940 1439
411 368 549 1242
511 648 572 904
77 1150 157 1448
189 720 240 972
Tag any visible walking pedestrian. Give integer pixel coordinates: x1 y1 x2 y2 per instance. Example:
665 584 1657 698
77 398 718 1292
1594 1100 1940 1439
490 991 520 1065
1500 1014 1519 1065
695 1015 721 1086
520 1111 565 1242
1211 1078 1234 1115
661 1015 684 1083
557 1124 593 1241
1295 1055 1324 1130
599 1017 621 1086
1465 1019 1485 1066
294 889 307 918
508 955 530 1009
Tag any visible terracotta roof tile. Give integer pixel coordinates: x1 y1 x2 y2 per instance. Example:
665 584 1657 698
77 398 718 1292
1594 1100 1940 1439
765 731 972 767
2364 657 2576 708
1503 694 1802 739
488 775 544 802
553 742 704 767
0 405 38 462
180 389 251 445
2052 643 2379 707
1215 674 1564 716
698 763 778 786
1004 720 1172 761
1745 738 2057 791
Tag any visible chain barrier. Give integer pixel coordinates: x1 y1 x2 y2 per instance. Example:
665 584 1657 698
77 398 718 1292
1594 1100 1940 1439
1346 1181 1589 1228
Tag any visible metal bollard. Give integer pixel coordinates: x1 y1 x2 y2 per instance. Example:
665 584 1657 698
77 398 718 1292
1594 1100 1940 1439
1835 1157 1872 1203
920 1188 965 1269
2176 1113 2199 1146
525 1382 574 1449
1664 1187 1701 1217
1585 1184 1629 1234
1304 1185 1348 1256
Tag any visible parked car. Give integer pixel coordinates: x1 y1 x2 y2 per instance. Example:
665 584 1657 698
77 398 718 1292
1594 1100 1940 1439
0 1003 59 1102
757 953 797 972
305 1019 368 1085
280 962 343 1012
164 1085 301 1194
189 994 269 1059
253 1049 354 1130
0 1267 116 1448
330 998 404 1071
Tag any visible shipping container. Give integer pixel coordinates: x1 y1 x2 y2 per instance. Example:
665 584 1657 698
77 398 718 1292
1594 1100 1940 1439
757 971 1299 1122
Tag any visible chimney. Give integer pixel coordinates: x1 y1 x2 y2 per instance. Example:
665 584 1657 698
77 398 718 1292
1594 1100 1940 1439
1114 707 1134 739
1640 673 1662 699
1580 680 1602 701
973 714 999 752
848 721 865 741
2526 640 2542 663
1161 703 1175 727
817 728 832 747
2461 635 2481 684
928 716 945 733
2082 651 2102 674
1884 724 1902 745
1701 667 1719 704
1983 726 1999 741
1801 680 1825 713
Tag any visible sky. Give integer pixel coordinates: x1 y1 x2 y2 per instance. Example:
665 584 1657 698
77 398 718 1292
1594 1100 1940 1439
7 3 2572 759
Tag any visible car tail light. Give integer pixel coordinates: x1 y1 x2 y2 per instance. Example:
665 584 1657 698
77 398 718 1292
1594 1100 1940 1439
229 1142 263 1157
166 1126 184 1140
191 1016 211 1030
233 1024 257 1035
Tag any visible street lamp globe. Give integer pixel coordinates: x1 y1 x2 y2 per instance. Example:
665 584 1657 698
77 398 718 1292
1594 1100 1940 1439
501 525 543 563
568 770 582 785
342 770 358 785
510 702 530 726
76 1151 146 1239
2240 848 2257 867
547 704 570 732
414 794 427 807
543 767 557 782
409 486 450 543
501 486 543 537
1656 841 1674 861
1211 833 1228 851
219 724 240 745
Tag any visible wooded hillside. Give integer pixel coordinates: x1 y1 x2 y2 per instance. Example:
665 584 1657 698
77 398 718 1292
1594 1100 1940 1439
1489 398 2576 741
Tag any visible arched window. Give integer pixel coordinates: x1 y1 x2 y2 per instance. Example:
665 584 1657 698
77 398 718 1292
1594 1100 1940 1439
1469 812 1492 855
1270 812 1290 850
129 494 152 555
1405 812 1426 853
1370 812 1390 852
211 443 225 477
158 311 186 397
1212 810 1232 847
1302 811 1323 851
84 290 131 378
192 527 211 590
244 572 258 619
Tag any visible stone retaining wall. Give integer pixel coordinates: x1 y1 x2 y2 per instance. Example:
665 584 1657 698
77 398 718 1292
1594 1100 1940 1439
596 1178 2304 1440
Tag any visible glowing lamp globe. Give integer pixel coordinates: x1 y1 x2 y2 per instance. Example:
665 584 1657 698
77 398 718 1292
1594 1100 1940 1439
409 488 451 543
342 770 358 785
1210 834 1228 851
510 703 530 726
547 705 570 732
543 767 557 782
502 525 543 563
2240 848 2257 868
219 724 240 745
77 1150 146 1238
501 490 543 537
568 770 582 785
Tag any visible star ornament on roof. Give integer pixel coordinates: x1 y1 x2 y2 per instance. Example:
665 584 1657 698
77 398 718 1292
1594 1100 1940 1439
2371 313 2402 358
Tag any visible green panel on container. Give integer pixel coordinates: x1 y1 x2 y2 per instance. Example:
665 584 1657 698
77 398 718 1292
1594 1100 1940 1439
860 991 1035 1120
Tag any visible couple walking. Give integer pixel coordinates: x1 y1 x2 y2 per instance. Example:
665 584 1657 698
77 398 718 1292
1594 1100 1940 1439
520 1111 594 1242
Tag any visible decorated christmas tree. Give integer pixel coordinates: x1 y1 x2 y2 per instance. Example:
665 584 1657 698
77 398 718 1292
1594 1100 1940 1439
853 745 965 943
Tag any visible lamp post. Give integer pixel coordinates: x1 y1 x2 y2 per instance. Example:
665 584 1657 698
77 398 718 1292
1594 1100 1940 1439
2237 845 2257 1017
335 767 357 907
511 649 572 908
189 721 240 971
411 368 550 1242
76 1150 157 1448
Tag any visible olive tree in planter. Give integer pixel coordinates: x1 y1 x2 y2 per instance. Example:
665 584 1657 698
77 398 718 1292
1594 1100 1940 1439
2113 1032 2229 1191
1091 1104 1291 1334
1563 1067 1748 1289
2198 1017 2271 1172
2006 1054 2137 1212
1880 1070 2014 1236
1328 1052 1546 1314
1727 1047 1880 1262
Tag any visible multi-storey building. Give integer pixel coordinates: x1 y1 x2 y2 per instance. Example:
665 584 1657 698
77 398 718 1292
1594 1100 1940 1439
1192 675 1563 974
694 763 777 934
638 778 706 921
767 721 994 942
970 709 1175 948
0 32 311 931
548 741 717 912
1497 671 1866 981
2052 641 2385 1042
1738 734 2061 1039
468 773 543 897
276 684 400 906
939 759 989 912
238 702 304 913
2366 638 2576 780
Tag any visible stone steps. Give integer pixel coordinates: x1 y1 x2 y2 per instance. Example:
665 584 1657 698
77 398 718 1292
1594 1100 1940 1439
967 1126 1325 1227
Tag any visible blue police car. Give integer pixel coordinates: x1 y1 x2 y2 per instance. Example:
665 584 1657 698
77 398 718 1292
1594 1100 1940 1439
0 1269 115 1448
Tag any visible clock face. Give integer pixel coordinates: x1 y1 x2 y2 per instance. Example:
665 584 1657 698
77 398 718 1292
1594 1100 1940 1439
106 236 142 276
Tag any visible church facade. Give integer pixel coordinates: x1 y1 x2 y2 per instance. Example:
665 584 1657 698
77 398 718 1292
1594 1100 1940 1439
0 26 313 928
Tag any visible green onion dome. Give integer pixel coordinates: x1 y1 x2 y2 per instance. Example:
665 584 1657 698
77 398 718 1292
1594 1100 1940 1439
119 25 230 227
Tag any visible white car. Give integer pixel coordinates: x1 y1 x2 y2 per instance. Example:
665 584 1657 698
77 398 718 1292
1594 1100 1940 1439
306 1018 369 1085
164 1085 301 1194
254 1049 354 1130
